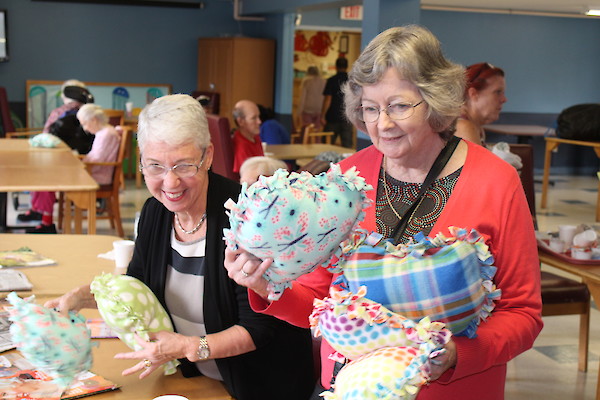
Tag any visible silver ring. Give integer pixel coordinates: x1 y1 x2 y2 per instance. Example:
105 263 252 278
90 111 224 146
143 359 152 368
241 268 250 277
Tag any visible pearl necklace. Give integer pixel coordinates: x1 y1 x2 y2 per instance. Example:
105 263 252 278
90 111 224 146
175 212 207 235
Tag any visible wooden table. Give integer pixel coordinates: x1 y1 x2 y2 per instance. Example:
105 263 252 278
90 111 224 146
1 339 232 400
0 233 120 297
0 139 98 234
0 139 69 151
0 234 233 400
483 124 554 144
90 339 232 400
540 137 600 221
265 143 354 160
539 250 600 400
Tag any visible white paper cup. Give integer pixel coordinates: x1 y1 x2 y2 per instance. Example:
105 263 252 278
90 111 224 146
152 396 189 400
571 247 592 260
573 229 598 248
113 239 135 272
549 238 565 253
558 225 577 248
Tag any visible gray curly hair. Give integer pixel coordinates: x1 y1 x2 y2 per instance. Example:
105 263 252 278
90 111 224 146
343 25 465 140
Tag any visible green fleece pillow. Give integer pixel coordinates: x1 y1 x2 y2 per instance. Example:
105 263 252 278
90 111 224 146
90 273 180 375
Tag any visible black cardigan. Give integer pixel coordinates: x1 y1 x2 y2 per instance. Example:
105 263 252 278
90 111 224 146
128 171 314 400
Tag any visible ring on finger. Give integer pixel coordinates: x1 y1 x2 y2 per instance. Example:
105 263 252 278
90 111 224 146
241 268 250 278
143 359 152 368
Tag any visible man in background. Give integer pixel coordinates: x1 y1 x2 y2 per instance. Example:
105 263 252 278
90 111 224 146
321 57 353 148
232 100 264 174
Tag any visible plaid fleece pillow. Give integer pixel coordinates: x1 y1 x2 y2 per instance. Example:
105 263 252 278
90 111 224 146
335 227 500 338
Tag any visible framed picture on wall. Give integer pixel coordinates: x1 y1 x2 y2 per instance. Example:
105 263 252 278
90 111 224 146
339 35 349 54
0 9 8 62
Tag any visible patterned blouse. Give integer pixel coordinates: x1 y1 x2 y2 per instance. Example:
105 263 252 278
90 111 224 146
376 167 462 243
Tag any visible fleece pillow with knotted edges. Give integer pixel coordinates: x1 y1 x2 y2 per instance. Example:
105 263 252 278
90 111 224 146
7 292 93 388
90 273 180 375
224 164 372 300
333 227 501 338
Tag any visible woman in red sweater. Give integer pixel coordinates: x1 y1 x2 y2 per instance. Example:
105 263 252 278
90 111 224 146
225 25 542 400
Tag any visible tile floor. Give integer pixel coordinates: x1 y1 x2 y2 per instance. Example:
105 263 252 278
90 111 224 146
5 173 600 399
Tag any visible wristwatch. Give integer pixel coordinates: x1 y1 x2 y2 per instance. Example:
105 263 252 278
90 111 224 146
197 336 210 360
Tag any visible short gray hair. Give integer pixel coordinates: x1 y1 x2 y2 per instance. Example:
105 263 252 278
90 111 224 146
77 104 108 125
343 25 465 139
137 94 210 154
240 156 287 178
232 105 245 127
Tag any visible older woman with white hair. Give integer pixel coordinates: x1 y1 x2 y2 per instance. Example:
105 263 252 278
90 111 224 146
45 94 314 400
76 104 120 185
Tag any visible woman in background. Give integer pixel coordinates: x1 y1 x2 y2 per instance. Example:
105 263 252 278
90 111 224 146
455 62 507 146
297 65 326 131
76 104 121 185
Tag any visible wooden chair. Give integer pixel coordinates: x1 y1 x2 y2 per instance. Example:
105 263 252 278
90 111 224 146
103 109 125 127
103 109 130 189
59 128 131 237
300 123 335 145
509 143 591 372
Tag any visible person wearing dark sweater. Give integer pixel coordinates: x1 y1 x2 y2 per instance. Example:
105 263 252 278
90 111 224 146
45 94 314 400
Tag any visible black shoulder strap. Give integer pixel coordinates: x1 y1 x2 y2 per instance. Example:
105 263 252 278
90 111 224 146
390 135 461 242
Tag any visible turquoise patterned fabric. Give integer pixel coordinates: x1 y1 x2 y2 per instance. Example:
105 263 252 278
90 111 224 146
7 292 93 388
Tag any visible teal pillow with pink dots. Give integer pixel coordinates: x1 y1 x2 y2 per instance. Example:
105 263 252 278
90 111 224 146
224 164 372 300
90 273 180 375
7 292 93 388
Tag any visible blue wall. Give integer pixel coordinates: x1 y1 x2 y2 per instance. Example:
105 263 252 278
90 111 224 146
423 11 600 115
2 1 599 124
0 0 269 106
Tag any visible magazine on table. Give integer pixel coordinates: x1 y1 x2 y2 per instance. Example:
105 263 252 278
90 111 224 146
0 352 119 400
0 247 56 268
0 270 33 292
0 306 13 352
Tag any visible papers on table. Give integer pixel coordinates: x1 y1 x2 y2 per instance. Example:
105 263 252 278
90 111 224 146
0 306 14 352
0 270 33 292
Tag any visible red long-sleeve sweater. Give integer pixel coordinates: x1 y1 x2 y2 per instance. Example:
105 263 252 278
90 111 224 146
249 139 543 399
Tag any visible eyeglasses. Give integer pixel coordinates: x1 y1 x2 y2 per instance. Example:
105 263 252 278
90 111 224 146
358 100 424 123
140 149 206 178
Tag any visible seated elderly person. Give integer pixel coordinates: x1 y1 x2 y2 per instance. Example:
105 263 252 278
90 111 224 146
45 94 314 400
77 104 121 185
239 156 288 185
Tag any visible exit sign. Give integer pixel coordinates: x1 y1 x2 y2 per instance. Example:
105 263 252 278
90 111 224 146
340 5 363 20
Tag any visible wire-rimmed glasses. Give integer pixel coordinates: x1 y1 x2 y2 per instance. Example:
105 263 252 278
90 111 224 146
358 100 424 123
139 149 207 178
